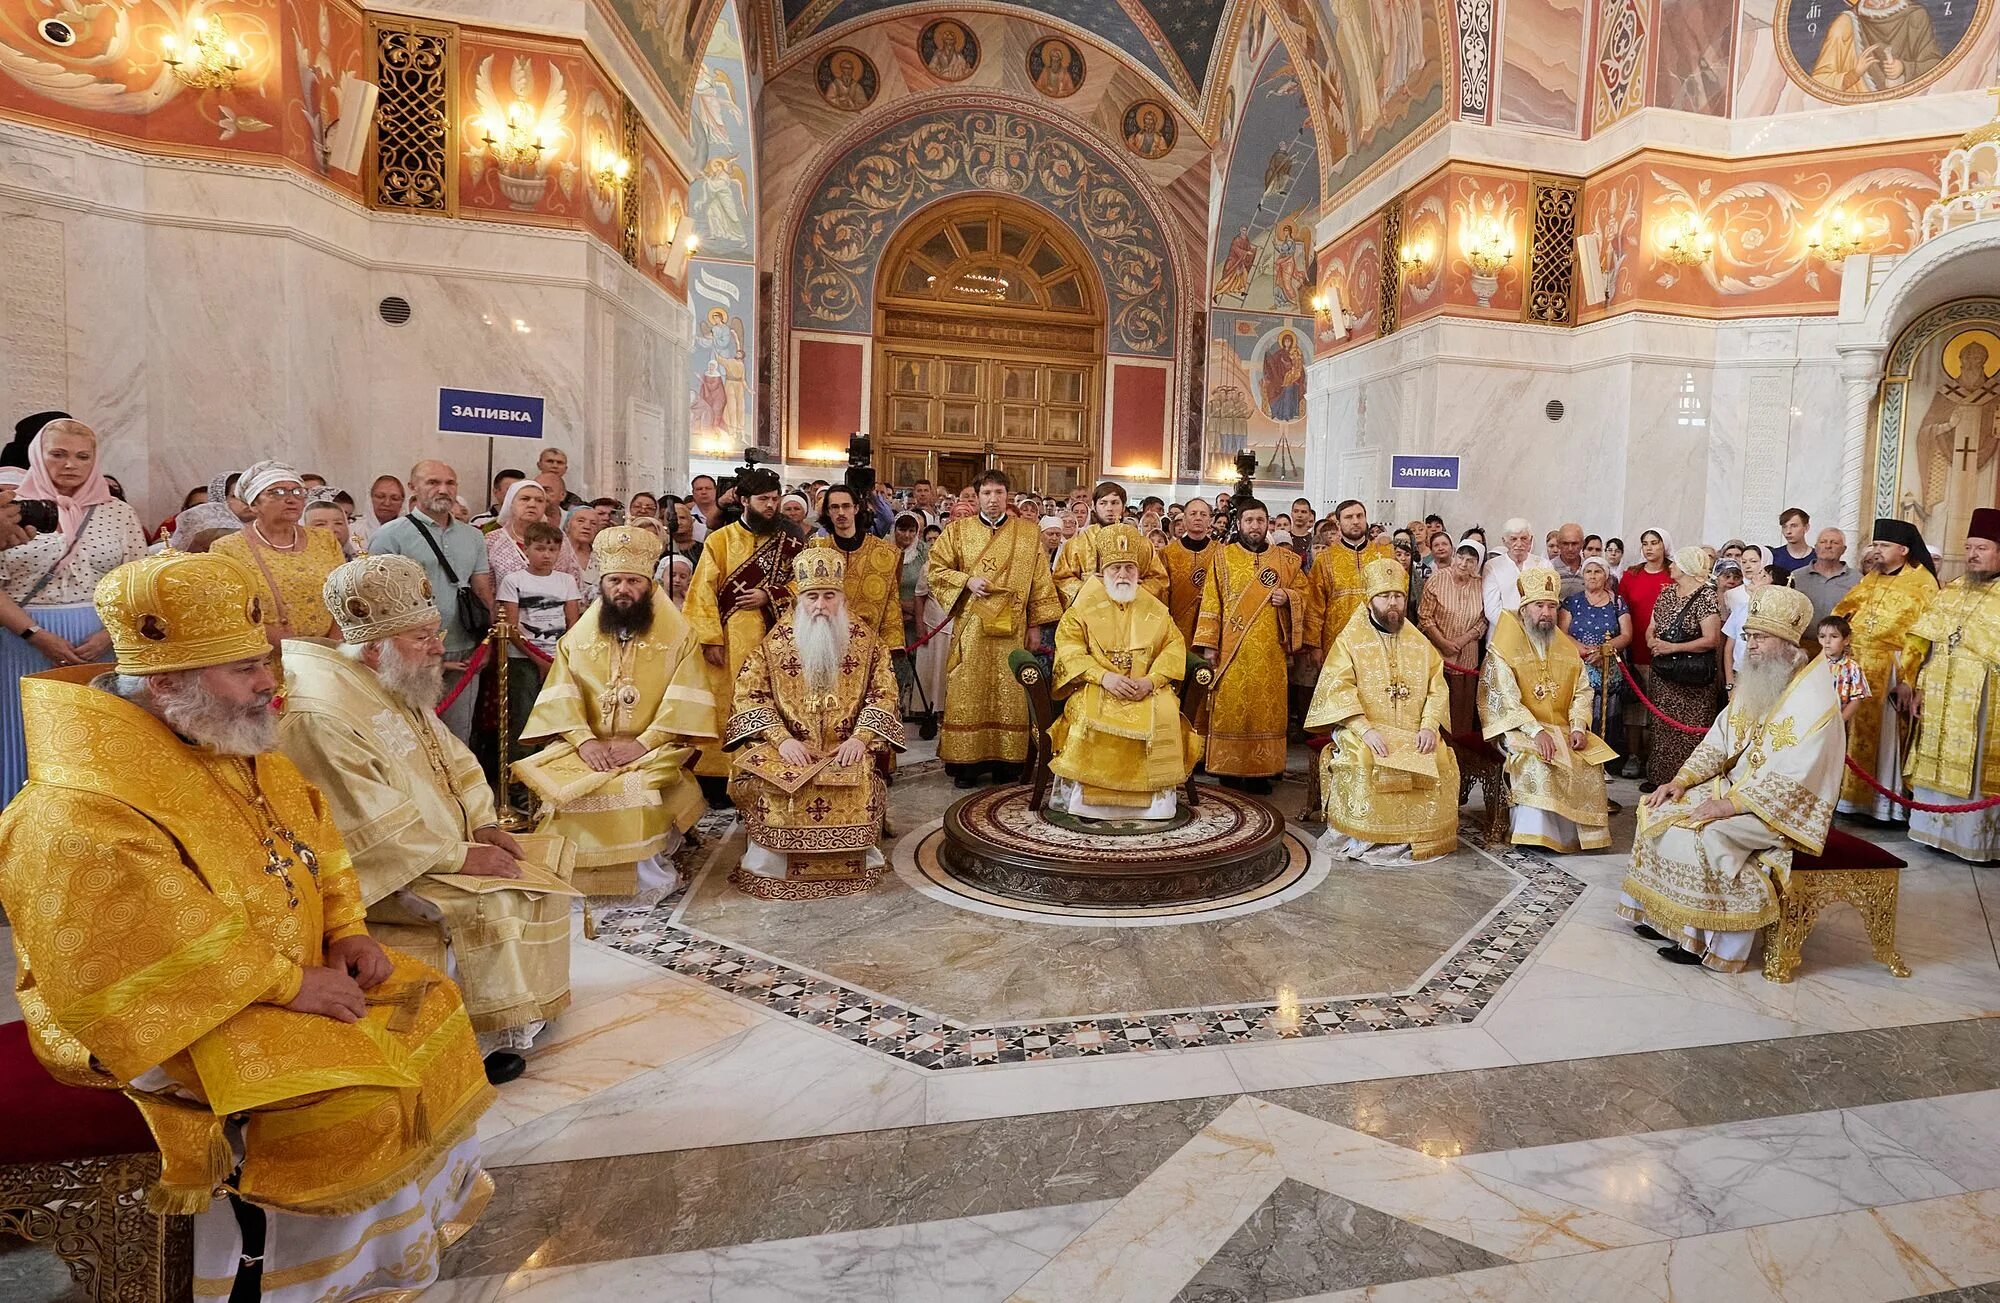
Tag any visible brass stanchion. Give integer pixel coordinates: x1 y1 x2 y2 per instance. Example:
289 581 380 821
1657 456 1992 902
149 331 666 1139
489 611 534 832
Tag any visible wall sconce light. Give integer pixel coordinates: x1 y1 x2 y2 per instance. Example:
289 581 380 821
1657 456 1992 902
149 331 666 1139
1309 290 1333 323
1397 236 1435 276
161 14 245 91
1806 207 1867 262
1464 215 1514 276
1658 211 1715 267
479 103 550 171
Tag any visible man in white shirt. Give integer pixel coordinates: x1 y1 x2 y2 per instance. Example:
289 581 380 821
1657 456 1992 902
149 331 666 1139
687 475 717 542
1482 517 1547 624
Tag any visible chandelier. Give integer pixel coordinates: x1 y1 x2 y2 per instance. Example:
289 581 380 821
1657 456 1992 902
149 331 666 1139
161 15 245 91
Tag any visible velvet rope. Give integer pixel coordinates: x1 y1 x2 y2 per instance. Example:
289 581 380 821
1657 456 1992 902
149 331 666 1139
434 641 491 715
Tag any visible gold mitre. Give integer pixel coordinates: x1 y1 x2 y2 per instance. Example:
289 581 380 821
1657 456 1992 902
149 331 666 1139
595 525 664 579
1516 566 1561 604
1096 523 1146 573
794 548 846 594
324 555 439 644
1364 557 1407 599
1743 585 1814 645
95 552 271 676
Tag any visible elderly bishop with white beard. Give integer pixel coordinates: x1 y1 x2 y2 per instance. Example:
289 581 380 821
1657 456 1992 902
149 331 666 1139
1620 586 1843 973
1047 524 1199 819
1479 567 1617 852
279 555 573 1081
726 549 905 899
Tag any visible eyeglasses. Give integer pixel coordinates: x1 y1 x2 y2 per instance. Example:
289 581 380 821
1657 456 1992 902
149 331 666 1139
262 486 306 499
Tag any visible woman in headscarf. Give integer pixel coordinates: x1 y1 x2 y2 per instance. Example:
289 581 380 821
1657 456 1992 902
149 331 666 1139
1560 555 1632 744
1417 535 1489 740
564 504 604 590
1617 526 1675 776
166 500 243 553
1643 544 1722 791
485 477 583 589
211 460 347 651
0 420 150 801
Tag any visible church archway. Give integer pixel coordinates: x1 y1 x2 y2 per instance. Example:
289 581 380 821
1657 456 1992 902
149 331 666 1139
873 195 1106 497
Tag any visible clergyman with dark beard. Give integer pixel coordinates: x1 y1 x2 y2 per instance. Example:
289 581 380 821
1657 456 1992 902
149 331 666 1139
1901 506 2000 861
279 554 569 1084
517 525 719 903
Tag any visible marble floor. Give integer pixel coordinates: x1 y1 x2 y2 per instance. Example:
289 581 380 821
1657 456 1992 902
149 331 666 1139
6 759 2000 1301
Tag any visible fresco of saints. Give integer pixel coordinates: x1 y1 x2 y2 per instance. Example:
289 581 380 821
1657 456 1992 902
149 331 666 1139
1215 224 1256 299
1123 102 1174 159
1908 331 2000 547
818 50 877 111
923 21 977 81
692 155 750 251
1808 0 1944 95
1261 330 1306 423
1031 39 1082 98
1271 222 1307 308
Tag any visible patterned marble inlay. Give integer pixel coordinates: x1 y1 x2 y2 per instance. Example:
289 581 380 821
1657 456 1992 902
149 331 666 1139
594 834 1585 1072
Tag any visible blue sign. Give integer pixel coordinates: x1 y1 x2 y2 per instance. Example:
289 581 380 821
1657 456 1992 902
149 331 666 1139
438 387 544 439
1390 454 1461 492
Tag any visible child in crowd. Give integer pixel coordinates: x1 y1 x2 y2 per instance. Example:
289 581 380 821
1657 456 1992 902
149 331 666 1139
1819 614 1868 723
495 521 582 769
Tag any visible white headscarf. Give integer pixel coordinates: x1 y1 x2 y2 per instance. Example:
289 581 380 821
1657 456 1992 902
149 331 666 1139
238 459 303 506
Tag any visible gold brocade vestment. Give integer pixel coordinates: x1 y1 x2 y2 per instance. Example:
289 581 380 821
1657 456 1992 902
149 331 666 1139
517 589 716 890
1160 537 1216 643
0 668 492 1216
806 534 907 650
1305 536 1397 654
1831 564 1937 805
1053 523 1170 606
926 514 1063 765
1049 579 1199 805
685 522 803 777
1194 542 1305 777
278 640 572 1036
1903 577 2000 798
1478 612 1614 850
725 615 905 892
1306 609 1460 859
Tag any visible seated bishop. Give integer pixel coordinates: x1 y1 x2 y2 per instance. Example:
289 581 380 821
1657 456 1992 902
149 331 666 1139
1047 524 1200 820
1306 557 1460 863
1620 587 1842 973
516 525 718 904
1479 567 1617 852
0 552 492 1301
726 548 905 899
278 555 574 1079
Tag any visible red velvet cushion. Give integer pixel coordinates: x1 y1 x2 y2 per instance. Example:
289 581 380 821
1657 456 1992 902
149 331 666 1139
0 1019 157 1164
1792 826 1907 872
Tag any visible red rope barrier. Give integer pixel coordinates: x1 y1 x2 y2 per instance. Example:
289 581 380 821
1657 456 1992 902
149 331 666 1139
906 613 951 652
1614 653 2000 813
435 642 491 715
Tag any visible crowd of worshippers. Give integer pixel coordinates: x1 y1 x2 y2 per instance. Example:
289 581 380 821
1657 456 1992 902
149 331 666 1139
2 404 1998 1298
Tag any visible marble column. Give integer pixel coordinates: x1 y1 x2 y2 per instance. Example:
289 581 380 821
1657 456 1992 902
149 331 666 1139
1836 347 1884 532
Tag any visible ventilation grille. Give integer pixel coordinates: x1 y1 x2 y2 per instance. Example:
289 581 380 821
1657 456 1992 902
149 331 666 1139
1545 399 1565 422
378 295 412 326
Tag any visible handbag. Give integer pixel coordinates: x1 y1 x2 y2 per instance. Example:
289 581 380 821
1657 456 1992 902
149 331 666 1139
406 513 491 641
1650 584 1715 687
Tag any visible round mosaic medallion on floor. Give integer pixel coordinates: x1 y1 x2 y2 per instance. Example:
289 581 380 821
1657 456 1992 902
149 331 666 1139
936 784 1292 908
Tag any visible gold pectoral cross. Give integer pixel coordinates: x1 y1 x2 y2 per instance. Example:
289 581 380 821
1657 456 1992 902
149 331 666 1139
1386 679 1412 703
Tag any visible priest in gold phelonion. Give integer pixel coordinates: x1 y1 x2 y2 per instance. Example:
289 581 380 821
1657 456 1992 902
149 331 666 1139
1899 505 2000 862
1305 556 1460 864
0 551 494 1302
1479 566 1617 852
1046 523 1201 819
726 548 905 898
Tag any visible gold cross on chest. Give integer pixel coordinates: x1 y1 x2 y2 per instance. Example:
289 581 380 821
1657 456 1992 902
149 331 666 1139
1386 679 1412 702
1532 675 1556 699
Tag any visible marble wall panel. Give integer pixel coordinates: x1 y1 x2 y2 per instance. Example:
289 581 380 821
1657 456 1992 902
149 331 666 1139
1650 0 1735 116
1496 0 1588 134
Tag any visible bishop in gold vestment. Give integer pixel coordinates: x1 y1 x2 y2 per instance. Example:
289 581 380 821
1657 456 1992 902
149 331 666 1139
1480 570 1615 852
684 468 806 779
926 473 1063 780
727 550 905 898
1048 526 1199 818
1307 558 1460 863
0 553 492 1302
1194 499 1305 787
1052 481 1169 606
1621 587 1842 973
1160 498 1219 642
519 526 717 900
1904 508 2000 861
279 556 573 1057
1831 518 1938 818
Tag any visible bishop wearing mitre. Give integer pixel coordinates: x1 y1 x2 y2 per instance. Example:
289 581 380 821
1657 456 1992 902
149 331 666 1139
1478 566 1616 852
516 525 717 902
727 548 905 898
1047 524 1200 819
1306 557 1460 863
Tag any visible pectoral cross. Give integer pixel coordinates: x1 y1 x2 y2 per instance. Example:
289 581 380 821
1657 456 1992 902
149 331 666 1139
1532 677 1556 700
1386 679 1412 702
262 841 300 908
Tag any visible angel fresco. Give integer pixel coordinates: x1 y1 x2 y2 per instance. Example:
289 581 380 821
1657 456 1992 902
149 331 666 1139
691 154 751 252
691 63 746 167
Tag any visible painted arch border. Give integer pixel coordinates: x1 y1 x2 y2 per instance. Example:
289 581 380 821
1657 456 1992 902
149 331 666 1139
1865 295 2000 524
773 88 1194 467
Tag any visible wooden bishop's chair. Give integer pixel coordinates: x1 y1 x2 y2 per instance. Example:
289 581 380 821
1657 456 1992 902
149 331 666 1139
1762 827 1910 983
0 1019 192 1301
1011 649 1215 813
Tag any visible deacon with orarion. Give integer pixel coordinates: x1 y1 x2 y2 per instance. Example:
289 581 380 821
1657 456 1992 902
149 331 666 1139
1479 566 1616 852
1899 506 2000 862
1047 523 1200 819
1192 496 1305 794
1831 517 1938 820
727 549 904 898
0 552 494 1300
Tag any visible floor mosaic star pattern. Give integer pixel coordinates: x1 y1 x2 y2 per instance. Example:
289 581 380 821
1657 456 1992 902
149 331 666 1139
595 827 1585 1071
